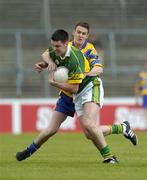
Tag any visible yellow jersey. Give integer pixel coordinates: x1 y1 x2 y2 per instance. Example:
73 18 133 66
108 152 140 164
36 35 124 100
137 71 147 95
69 41 103 69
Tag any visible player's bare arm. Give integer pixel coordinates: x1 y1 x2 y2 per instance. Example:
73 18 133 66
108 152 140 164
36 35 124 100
85 66 103 77
41 51 56 71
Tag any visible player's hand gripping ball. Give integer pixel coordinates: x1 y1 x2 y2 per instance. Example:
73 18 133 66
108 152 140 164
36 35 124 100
54 66 68 83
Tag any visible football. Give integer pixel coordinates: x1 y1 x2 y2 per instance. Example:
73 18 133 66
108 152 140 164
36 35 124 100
54 66 68 83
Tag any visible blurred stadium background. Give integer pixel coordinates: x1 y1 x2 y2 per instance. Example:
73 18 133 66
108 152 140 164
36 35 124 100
0 0 147 98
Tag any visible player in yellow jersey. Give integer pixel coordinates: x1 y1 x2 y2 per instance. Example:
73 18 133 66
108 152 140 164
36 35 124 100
135 62 147 129
69 22 102 78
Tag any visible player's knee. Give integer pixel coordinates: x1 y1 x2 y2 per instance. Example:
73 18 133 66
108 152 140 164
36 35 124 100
83 121 95 133
83 125 95 140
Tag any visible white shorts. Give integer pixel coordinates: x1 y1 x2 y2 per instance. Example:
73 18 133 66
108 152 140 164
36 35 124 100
73 77 104 117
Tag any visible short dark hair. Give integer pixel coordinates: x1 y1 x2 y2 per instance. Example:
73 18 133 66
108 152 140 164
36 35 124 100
74 22 90 33
51 29 69 42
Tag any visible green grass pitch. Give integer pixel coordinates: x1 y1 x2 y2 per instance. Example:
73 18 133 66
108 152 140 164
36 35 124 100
0 132 147 180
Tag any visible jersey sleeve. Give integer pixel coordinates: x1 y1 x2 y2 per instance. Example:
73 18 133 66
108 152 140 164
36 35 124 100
84 44 103 68
68 51 85 84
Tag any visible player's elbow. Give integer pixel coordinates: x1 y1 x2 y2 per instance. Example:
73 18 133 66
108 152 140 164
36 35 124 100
95 66 103 75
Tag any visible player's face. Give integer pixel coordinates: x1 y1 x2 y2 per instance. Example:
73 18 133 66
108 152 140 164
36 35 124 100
73 26 89 47
51 40 68 56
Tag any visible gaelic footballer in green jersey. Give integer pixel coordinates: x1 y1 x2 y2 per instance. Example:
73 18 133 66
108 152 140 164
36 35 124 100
48 44 90 96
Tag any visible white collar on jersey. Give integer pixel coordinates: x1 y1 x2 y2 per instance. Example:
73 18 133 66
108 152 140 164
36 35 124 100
60 44 71 60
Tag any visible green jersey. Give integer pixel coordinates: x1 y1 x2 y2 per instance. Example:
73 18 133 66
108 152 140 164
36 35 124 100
69 42 102 93
48 45 98 94
48 45 85 96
